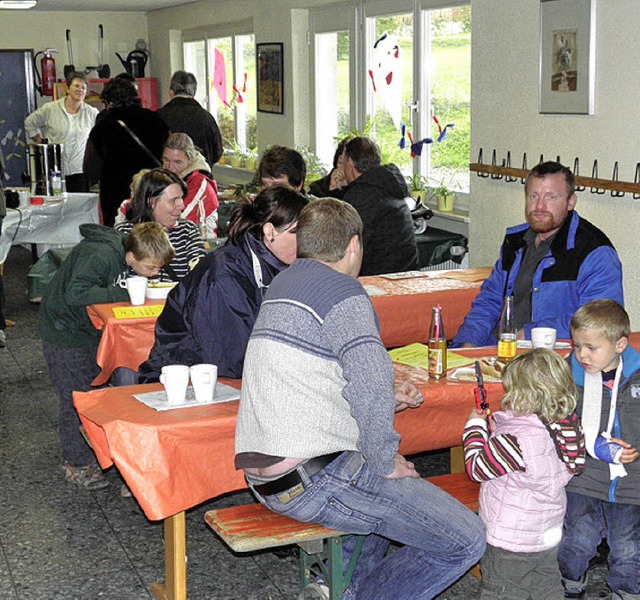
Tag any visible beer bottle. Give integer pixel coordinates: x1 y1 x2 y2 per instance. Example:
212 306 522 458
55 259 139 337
497 295 517 361
428 305 447 379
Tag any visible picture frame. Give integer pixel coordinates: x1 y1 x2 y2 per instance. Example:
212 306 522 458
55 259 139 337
539 0 596 115
257 43 284 114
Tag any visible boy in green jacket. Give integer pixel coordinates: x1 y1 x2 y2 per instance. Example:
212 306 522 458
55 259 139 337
38 222 174 490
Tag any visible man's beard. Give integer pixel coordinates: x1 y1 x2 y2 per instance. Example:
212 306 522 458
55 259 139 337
527 211 562 233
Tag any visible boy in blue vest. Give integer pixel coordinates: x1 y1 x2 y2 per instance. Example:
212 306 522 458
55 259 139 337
559 299 640 599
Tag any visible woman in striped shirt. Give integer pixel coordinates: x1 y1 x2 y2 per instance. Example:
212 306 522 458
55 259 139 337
463 349 585 599
115 168 206 281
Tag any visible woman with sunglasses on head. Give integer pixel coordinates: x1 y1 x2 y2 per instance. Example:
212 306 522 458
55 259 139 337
138 185 308 382
114 168 206 281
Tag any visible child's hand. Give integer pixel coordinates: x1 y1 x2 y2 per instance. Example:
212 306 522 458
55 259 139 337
468 408 487 421
610 437 639 464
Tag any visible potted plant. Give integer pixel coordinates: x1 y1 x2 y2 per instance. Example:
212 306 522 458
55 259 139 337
406 173 428 204
427 171 459 212
244 147 258 172
228 140 245 169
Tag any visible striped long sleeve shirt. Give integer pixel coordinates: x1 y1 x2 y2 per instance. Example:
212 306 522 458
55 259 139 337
463 418 525 481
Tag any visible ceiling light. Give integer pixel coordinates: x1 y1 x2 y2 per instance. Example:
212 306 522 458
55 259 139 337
0 0 37 8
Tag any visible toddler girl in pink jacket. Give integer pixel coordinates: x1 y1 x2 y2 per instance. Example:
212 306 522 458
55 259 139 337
463 348 585 599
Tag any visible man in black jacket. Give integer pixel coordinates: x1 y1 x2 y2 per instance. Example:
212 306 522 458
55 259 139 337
158 71 223 168
340 136 419 276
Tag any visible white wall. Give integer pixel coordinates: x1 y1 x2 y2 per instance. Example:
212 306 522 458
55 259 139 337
470 0 640 326
0 11 148 107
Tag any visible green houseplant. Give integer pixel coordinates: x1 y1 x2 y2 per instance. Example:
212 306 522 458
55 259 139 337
406 173 428 204
427 171 459 212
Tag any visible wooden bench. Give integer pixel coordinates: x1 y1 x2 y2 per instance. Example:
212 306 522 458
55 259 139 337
204 472 480 599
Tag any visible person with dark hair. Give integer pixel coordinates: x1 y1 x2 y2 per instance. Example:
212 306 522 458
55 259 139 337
235 198 485 600
258 145 306 192
113 71 138 92
337 136 418 276
84 77 169 226
138 185 308 382
25 71 98 192
453 161 624 347
157 70 223 168
308 136 351 197
114 168 205 281
115 133 220 238
38 222 175 490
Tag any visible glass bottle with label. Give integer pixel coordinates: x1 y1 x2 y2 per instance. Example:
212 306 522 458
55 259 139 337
498 295 517 361
428 305 447 379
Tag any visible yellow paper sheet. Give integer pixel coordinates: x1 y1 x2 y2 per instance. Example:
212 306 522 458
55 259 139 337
112 305 165 319
388 343 477 370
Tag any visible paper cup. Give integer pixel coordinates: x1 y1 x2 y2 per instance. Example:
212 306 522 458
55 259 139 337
189 364 218 404
531 327 557 349
126 276 148 306
159 365 190 405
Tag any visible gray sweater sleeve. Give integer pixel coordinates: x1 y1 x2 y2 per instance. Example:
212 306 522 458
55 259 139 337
322 294 400 476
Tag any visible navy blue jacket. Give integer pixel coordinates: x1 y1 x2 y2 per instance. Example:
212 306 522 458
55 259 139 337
453 211 623 346
139 233 287 381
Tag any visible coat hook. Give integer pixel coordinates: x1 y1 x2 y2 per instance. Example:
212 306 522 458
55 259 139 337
477 148 488 177
491 149 503 180
634 163 640 199
539 154 544 165
611 162 624 197
505 151 517 182
520 152 528 184
591 160 605 195
573 158 585 192
556 155 561 164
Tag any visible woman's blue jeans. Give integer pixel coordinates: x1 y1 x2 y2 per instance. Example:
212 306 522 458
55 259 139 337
249 451 486 600
558 492 640 594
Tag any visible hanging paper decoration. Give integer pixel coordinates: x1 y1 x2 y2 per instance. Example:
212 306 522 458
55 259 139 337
410 137 433 158
398 123 406 149
212 49 228 107
232 72 248 104
433 116 455 142
369 31 402 129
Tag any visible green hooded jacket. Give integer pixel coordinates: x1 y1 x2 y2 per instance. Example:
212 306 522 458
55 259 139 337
38 224 130 347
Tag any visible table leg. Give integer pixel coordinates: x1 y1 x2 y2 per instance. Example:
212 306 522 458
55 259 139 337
450 445 465 473
151 511 187 600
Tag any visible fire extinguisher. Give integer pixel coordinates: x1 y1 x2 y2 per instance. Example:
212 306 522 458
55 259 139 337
34 48 58 97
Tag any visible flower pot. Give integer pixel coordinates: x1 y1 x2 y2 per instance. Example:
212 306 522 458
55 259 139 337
411 191 425 204
245 157 256 171
230 156 243 168
437 192 455 212
218 155 227 166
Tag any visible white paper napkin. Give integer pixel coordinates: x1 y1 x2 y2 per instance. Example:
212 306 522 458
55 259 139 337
134 383 240 411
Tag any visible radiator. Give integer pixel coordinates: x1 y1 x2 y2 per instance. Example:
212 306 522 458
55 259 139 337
420 247 469 272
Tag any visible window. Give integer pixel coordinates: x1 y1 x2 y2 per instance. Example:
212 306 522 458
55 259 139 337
184 25 257 154
310 2 470 192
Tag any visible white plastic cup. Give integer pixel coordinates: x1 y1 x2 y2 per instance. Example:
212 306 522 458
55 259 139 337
531 327 557 350
125 276 148 306
159 365 190 405
189 364 218 404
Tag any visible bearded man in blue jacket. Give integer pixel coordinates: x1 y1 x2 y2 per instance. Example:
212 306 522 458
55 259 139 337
453 161 623 347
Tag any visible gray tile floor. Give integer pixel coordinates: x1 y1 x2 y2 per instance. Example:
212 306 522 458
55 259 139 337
0 245 612 599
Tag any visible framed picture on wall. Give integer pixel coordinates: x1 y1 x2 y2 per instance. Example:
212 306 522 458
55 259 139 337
257 43 284 114
539 0 596 115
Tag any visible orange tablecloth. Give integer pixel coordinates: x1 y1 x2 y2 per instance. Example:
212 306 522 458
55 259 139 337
74 360 499 522
87 267 490 386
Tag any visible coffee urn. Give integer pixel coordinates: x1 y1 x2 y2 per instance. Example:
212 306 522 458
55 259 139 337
27 143 66 196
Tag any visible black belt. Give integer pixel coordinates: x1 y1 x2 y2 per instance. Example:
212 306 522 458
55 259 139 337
252 452 343 497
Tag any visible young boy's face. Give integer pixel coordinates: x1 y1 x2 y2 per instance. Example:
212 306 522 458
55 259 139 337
571 327 628 374
126 252 164 278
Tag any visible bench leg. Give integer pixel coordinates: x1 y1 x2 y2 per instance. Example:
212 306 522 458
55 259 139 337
298 534 365 599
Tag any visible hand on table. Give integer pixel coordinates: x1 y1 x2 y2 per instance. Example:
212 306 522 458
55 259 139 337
394 380 424 412
610 437 639 464
384 453 420 479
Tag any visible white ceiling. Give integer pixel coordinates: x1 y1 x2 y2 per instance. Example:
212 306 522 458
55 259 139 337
28 0 199 11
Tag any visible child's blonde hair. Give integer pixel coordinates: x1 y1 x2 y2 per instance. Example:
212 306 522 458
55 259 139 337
501 348 577 423
124 222 175 266
570 299 630 344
